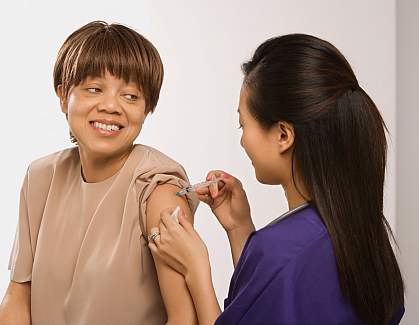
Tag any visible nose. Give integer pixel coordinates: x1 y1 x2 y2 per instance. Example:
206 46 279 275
98 93 122 114
240 135 244 148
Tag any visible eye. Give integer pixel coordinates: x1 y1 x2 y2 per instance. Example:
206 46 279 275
86 87 101 94
123 94 138 101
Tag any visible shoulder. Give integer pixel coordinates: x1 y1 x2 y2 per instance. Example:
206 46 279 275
20 148 78 210
133 144 199 213
257 206 327 247
242 206 330 271
26 147 78 181
132 144 188 179
230 206 336 301
134 144 183 168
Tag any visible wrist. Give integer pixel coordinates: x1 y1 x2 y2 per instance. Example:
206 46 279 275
226 221 255 239
185 261 212 289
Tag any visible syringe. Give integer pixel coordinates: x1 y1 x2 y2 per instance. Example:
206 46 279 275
176 177 222 196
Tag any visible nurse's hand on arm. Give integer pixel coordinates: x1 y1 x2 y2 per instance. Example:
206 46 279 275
148 171 255 325
0 281 31 325
146 184 198 325
196 171 255 267
149 208 221 325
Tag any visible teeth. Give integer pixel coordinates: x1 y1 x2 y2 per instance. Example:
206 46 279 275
93 122 120 131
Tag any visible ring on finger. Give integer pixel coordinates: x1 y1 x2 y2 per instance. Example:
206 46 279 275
148 232 161 242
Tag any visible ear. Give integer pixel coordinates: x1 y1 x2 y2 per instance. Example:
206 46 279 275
56 85 68 114
275 121 295 154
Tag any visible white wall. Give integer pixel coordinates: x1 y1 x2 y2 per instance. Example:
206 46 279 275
397 1 419 323
0 0 397 307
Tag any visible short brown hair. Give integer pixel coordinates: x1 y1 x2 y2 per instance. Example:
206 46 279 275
53 21 164 114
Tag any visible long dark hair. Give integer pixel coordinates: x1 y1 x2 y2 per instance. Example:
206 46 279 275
242 34 404 324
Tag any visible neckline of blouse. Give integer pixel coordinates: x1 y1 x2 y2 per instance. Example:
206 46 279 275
266 202 310 227
78 145 139 186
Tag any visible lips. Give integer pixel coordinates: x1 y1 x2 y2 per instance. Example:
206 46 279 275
90 119 124 128
91 121 121 131
89 119 125 135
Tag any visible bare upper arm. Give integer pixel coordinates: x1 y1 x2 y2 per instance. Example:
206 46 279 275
146 184 197 324
3 281 31 304
0 281 31 324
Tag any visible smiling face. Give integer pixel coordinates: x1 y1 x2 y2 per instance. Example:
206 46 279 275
58 70 147 158
237 86 295 185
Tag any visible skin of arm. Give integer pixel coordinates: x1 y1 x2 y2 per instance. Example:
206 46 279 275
0 281 31 325
150 208 222 325
148 171 256 324
146 183 198 325
226 224 255 267
185 263 221 325
196 171 255 268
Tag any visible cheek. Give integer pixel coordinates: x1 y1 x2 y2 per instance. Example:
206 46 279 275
128 110 146 127
127 102 147 124
125 109 147 137
67 96 89 118
240 131 257 159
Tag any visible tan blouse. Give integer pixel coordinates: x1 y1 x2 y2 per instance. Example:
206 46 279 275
8 144 198 325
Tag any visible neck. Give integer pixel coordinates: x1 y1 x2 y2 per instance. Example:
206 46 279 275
78 145 133 183
282 177 310 210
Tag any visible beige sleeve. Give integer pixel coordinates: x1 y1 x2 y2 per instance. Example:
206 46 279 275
135 163 199 237
8 171 33 283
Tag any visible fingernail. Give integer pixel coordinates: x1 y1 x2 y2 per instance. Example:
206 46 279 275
222 173 231 179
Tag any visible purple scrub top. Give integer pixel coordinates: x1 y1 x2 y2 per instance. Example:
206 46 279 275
215 205 404 324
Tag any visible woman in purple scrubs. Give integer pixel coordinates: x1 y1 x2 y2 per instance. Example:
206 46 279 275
149 34 405 324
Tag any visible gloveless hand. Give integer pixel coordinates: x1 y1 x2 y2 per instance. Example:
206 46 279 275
148 207 211 279
196 171 253 233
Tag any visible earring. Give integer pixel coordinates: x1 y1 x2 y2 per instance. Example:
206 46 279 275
69 131 78 144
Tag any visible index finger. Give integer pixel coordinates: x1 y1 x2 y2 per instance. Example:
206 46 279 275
160 207 183 231
206 170 225 181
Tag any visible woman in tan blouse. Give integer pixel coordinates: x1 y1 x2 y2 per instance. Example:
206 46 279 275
0 21 198 325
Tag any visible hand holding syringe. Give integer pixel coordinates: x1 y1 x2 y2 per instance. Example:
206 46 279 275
175 171 253 243
168 177 222 224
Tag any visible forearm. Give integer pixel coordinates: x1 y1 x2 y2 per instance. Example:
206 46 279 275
0 281 31 325
185 266 221 325
154 261 198 325
147 184 199 324
227 221 255 267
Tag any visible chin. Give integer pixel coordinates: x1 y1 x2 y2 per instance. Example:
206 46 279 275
256 176 276 185
254 168 280 185
254 169 269 185
84 140 130 157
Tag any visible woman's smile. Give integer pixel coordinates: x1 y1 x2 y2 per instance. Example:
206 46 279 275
89 119 125 137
